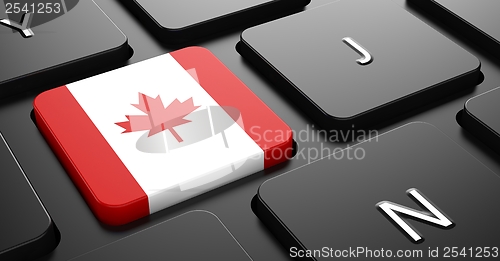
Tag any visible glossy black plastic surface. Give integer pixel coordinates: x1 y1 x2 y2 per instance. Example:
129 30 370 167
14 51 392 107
239 0 480 131
0 133 59 260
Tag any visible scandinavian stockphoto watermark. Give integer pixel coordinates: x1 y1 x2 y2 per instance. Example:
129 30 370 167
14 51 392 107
250 124 379 163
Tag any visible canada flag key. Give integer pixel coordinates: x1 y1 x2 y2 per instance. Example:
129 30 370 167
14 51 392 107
34 47 293 225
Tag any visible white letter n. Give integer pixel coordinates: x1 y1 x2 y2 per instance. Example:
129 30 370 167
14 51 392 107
376 188 454 243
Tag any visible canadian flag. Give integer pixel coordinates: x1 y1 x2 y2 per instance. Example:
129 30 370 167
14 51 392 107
34 47 292 225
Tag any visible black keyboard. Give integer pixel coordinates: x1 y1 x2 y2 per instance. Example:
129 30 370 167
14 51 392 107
1 0 500 260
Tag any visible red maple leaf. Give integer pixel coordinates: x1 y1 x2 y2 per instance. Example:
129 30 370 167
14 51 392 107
115 93 200 142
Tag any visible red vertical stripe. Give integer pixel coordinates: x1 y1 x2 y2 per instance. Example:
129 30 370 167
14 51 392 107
34 87 149 226
171 47 293 168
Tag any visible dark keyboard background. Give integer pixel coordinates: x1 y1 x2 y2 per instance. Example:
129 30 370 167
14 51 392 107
0 0 499 260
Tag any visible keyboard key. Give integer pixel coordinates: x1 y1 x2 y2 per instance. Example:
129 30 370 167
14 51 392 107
0 0 130 98
253 122 500 258
34 47 293 226
0 133 59 260
120 0 310 44
410 0 500 59
71 211 252 260
238 0 480 132
459 86 500 155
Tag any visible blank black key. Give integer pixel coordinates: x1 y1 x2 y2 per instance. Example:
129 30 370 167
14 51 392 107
0 133 59 260
253 122 500 260
120 0 310 44
71 211 252 260
0 0 130 98
238 0 480 132
410 0 500 59
459 86 500 155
